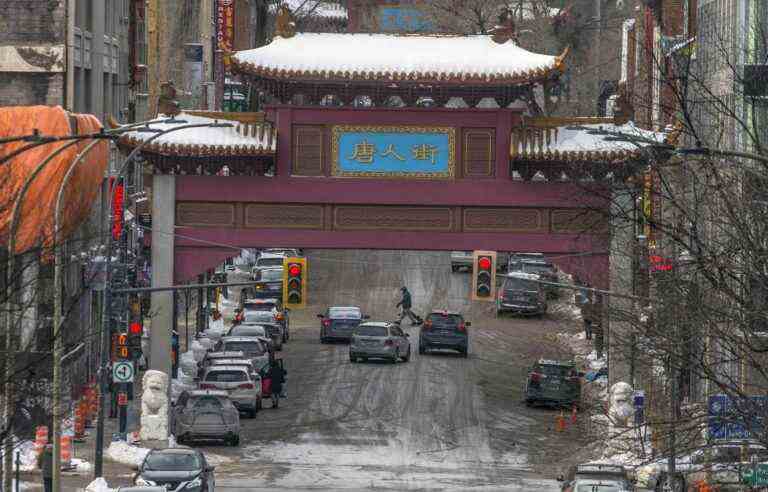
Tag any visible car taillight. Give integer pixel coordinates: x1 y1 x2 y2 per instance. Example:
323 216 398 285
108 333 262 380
498 291 504 300
238 383 254 389
457 323 466 332
276 314 284 321
384 339 394 347
322 319 331 328
529 372 543 383
199 383 215 389
422 321 432 330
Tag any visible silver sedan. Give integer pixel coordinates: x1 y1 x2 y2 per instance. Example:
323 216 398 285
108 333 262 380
349 322 411 363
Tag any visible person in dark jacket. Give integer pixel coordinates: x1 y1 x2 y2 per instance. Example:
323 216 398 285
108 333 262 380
266 360 287 398
37 443 53 492
396 287 421 325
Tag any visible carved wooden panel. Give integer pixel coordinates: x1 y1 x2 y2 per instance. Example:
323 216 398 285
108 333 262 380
462 129 495 177
245 204 324 229
177 202 235 227
550 209 608 234
334 206 453 231
292 125 324 176
463 208 545 232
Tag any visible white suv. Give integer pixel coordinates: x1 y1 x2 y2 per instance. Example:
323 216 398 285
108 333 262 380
199 365 261 418
252 253 286 280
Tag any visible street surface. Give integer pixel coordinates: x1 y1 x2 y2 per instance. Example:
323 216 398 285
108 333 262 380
211 250 583 490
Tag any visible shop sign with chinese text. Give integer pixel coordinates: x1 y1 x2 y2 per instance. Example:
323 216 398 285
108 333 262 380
216 0 234 69
331 125 455 179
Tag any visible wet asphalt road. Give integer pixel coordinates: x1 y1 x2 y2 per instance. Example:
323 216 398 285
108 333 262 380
207 250 584 491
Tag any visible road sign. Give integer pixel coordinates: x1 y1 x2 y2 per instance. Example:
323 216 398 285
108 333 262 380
742 464 768 486
112 361 135 383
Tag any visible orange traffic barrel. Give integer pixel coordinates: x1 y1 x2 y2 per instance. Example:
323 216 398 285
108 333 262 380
555 411 566 432
60 435 72 468
74 400 86 440
34 426 48 455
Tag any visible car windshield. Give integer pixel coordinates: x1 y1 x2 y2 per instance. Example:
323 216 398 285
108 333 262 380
503 277 538 292
257 258 284 267
535 364 573 377
356 325 388 337
204 370 248 382
427 314 462 328
191 396 223 409
521 263 555 274
575 483 622 492
144 452 201 471
260 269 283 281
329 307 362 319
244 302 277 311
223 341 265 355
230 326 265 337
244 312 275 323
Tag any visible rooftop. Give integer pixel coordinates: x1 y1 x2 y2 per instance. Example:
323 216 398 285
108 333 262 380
233 33 566 85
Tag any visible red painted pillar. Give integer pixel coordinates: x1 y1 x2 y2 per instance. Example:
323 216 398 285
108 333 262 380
274 106 292 179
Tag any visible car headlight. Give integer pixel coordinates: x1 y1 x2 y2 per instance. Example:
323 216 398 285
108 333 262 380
185 477 203 489
135 477 156 486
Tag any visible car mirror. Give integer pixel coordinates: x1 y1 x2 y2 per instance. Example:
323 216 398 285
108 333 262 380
317 314 324 318
556 475 564 482
465 321 472 327
363 315 370 319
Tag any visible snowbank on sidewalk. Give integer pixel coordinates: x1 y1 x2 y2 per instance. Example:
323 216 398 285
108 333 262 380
11 440 39 472
85 477 116 492
105 441 150 467
72 457 92 473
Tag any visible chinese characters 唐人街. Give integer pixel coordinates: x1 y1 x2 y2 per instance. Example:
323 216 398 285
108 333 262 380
348 140 439 165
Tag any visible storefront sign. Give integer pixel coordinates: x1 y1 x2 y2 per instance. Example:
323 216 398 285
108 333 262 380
331 125 455 178
216 0 234 69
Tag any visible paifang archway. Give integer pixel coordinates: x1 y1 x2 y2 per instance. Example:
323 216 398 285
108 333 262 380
118 25 667 376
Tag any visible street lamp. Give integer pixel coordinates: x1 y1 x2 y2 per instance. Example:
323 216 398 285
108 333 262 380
93 120 233 477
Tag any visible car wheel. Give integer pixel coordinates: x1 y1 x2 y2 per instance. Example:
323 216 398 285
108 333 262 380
257 397 262 410
320 337 327 344
402 347 411 362
418 343 425 355
349 353 356 363
524 399 534 407
391 349 399 364
248 408 257 419
461 347 468 358
451 265 458 272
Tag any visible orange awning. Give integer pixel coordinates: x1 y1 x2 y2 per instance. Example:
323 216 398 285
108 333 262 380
0 106 109 255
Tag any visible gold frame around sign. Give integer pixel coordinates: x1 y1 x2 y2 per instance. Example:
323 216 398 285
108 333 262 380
331 125 456 179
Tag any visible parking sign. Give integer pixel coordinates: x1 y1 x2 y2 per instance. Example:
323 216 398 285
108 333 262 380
112 361 135 383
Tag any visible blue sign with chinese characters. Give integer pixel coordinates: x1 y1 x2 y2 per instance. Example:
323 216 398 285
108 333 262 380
378 7 434 33
708 394 768 440
332 125 455 179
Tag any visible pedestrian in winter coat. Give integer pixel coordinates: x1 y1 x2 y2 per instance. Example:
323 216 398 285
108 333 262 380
396 287 421 325
37 444 53 492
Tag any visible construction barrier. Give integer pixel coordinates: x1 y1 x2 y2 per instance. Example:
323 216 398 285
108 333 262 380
60 435 72 469
74 399 87 440
555 411 566 432
34 426 48 455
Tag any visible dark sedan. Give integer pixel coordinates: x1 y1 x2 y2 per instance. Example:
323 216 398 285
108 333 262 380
318 306 369 343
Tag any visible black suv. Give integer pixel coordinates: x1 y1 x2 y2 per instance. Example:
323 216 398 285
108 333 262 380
507 257 559 297
418 311 470 357
523 359 581 408
135 447 215 491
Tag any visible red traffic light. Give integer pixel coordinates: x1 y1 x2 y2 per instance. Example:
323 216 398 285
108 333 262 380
129 322 142 335
478 257 492 270
288 264 301 276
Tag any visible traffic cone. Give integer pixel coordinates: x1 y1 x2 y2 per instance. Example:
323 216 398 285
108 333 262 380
74 399 87 441
571 405 578 424
60 435 72 469
555 411 566 432
34 426 48 456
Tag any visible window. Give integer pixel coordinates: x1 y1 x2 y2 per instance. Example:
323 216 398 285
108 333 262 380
204 370 247 383
328 307 361 319
355 325 387 337
83 32 93 69
73 29 82 68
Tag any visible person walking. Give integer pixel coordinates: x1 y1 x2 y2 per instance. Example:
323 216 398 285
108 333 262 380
37 443 53 492
396 287 422 325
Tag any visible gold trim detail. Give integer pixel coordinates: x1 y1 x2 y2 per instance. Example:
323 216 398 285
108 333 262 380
330 125 455 179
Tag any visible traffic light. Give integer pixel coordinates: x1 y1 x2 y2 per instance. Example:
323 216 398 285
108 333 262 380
283 257 307 308
471 251 497 301
114 333 129 360
128 322 143 360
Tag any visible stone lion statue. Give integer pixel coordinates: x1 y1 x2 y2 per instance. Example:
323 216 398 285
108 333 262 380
608 381 635 429
140 370 169 441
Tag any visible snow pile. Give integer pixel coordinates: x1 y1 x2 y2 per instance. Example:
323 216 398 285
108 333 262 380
104 441 150 467
85 477 116 492
72 457 92 473
14 440 39 472
190 339 207 362
171 377 197 404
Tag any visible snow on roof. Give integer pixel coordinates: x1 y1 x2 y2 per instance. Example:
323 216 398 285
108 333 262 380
270 0 347 20
233 33 565 84
119 113 276 157
512 121 666 161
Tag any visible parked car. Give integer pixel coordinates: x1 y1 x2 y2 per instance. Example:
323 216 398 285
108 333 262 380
134 447 215 491
227 323 282 351
523 359 581 408
418 310 470 357
197 351 246 379
262 248 302 257
207 358 261 381
349 322 411 363
251 267 284 299
318 306 369 343
559 463 634 492
215 336 271 369
252 253 286 279
199 365 261 417
496 272 548 316
239 298 290 341
508 257 559 297
450 251 473 272
171 390 240 446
